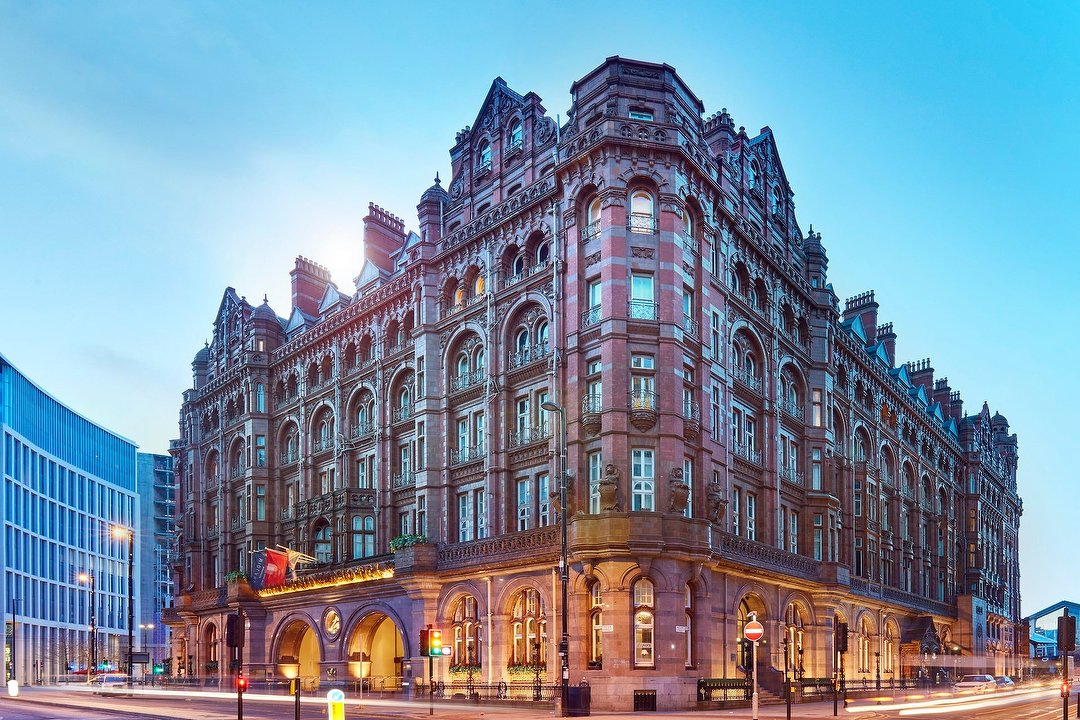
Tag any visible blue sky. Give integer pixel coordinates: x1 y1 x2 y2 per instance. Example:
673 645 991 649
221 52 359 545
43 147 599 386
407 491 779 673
0 1 1076 615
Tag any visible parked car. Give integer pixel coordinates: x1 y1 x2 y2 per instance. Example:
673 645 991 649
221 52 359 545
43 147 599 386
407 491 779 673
995 676 1016 690
92 674 132 696
953 674 997 693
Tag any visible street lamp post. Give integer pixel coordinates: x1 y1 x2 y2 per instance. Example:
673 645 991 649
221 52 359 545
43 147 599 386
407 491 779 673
113 526 134 688
541 400 569 717
77 573 96 681
140 623 155 683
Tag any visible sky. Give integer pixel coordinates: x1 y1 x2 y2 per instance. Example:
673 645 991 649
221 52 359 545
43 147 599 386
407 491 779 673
0 1 1076 616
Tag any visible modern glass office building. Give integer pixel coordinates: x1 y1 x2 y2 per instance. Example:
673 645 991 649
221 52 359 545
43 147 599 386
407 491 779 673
136 452 175 675
0 351 139 683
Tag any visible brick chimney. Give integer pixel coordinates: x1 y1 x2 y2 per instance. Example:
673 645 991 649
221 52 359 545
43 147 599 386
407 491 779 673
842 291 878 341
363 202 406 272
906 358 934 397
949 390 964 422
876 322 896 366
290 256 331 318
932 377 951 409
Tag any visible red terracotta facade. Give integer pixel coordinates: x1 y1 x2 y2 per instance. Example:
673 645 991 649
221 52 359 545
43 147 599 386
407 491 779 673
167 57 1022 710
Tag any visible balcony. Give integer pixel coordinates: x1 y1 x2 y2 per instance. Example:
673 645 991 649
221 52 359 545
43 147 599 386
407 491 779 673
206 525 221 540
508 425 552 448
477 159 492 175
628 212 656 234
779 465 805 486
628 300 658 321
581 393 602 436
503 260 550 289
204 475 219 492
581 305 601 328
230 517 243 531
450 444 485 466
450 369 485 392
732 442 762 466
629 389 658 432
347 357 376 375
393 406 413 424
279 507 294 521
506 137 523 155
683 313 698 336
350 422 376 440
229 464 246 479
313 436 334 453
779 397 804 421
682 400 701 442
279 450 298 466
581 219 601 243
508 342 550 370
732 366 763 393
275 392 298 408
392 471 415 489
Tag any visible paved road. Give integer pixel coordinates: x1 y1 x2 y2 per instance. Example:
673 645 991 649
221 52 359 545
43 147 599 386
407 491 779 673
0 684 1074 720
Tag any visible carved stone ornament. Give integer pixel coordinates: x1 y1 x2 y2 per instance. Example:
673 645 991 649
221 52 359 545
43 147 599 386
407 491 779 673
631 247 654 259
706 482 726 526
585 251 601 267
669 477 690 514
599 463 621 512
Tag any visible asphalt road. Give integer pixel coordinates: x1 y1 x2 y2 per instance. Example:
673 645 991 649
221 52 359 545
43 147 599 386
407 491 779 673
0 684 1074 720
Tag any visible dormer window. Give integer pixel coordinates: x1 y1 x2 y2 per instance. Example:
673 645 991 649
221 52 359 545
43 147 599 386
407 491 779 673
748 160 759 191
477 141 492 172
771 186 783 214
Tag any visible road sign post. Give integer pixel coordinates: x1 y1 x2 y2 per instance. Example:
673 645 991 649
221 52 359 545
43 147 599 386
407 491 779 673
745 618 765 720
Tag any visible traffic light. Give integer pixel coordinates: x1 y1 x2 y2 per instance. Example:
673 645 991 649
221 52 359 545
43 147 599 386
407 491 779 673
237 675 249 694
836 622 849 654
420 628 430 656
1062 680 1070 698
429 628 443 656
1059 615 1076 653
226 613 244 648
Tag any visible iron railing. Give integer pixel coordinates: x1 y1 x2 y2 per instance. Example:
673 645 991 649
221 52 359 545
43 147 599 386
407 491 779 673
581 305 601 328
628 212 656 233
628 300 658 320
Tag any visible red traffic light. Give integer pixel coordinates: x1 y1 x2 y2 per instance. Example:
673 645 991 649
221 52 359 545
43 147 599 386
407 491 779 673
1062 680 1070 698
237 675 249 693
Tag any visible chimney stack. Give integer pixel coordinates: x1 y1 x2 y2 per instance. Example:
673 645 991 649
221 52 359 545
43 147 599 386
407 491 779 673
843 291 879 341
290 256 331 318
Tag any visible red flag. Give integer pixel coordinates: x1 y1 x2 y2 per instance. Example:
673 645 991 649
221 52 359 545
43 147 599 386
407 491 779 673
264 548 288 588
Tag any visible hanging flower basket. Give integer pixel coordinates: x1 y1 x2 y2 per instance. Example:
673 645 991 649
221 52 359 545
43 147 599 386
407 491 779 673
506 663 546 678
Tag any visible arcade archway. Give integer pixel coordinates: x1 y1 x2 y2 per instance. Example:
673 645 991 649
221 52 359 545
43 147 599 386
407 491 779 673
346 612 405 689
278 619 321 679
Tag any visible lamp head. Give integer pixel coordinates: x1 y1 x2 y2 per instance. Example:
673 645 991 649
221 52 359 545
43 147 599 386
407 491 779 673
541 401 561 412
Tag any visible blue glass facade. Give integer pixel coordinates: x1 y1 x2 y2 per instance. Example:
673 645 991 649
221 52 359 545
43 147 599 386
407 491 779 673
0 352 139 683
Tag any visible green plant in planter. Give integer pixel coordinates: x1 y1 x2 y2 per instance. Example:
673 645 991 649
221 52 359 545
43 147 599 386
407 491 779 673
224 570 249 584
449 664 482 675
389 534 430 551
506 663 546 678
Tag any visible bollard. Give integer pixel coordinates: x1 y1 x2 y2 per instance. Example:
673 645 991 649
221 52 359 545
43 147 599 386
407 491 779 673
327 688 345 720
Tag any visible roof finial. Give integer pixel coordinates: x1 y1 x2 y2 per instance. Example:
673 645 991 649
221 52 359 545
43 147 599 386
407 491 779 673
434 171 441 186
263 294 268 304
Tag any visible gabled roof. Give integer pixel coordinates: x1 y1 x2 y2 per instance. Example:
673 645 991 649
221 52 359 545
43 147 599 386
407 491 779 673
843 315 868 343
943 417 958 437
889 364 913 389
469 77 526 142
213 287 246 331
1025 600 1080 623
317 282 350 315
747 127 793 192
866 341 891 367
927 402 945 423
353 259 389 293
285 306 317 336
909 384 929 407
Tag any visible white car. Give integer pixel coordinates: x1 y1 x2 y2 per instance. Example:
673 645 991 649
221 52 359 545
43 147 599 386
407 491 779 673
953 674 997 693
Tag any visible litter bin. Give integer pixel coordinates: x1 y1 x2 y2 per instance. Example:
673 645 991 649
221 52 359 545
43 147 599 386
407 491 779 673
633 689 656 711
567 682 591 716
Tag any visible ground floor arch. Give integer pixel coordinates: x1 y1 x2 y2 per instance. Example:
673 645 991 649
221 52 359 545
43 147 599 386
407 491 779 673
345 611 405 689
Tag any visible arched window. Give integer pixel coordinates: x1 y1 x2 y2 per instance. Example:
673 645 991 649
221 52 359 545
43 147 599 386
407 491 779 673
454 285 466 307
629 190 655 234
509 589 546 667
858 618 873 673
508 121 522 150
588 582 603 668
784 603 805 679
474 348 485 372
474 274 485 297
399 386 411 410
512 254 525 276
854 433 869 462
536 242 550 264
477 141 491 170
536 320 549 351
583 196 602 242
633 578 655 668
516 329 530 354
314 521 332 563
452 596 482 668
748 160 759 190
771 185 783 213
682 206 694 240
457 353 469 377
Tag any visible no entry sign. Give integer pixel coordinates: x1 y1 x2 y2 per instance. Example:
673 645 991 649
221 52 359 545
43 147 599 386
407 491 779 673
744 620 764 642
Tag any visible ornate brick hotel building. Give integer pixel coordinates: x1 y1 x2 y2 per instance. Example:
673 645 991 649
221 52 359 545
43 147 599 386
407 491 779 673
166 57 1022 709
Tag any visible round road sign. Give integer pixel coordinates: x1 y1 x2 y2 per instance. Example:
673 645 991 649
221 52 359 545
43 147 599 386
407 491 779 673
744 620 765 642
